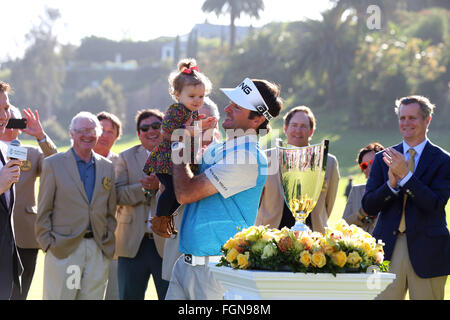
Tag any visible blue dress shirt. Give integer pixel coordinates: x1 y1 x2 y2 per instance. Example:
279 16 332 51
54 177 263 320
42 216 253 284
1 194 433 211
71 148 96 203
71 148 96 231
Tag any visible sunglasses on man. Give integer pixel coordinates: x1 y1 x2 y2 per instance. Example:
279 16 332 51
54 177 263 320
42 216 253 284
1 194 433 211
359 160 373 171
139 122 161 132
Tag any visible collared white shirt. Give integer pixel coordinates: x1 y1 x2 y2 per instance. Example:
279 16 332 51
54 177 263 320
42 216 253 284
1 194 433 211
397 139 428 187
0 140 11 207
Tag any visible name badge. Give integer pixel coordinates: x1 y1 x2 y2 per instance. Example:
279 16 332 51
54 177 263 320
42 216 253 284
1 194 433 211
20 160 32 172
103 177 112 191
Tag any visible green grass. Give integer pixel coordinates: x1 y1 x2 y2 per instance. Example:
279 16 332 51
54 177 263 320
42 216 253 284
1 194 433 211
22 128 449 300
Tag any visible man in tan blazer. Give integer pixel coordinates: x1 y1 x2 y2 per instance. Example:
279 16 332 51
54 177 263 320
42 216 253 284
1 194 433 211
93 111 122 300
36 111 116 300
94 111 122 165
0 106 57 300
115 109 168 300
257 106 340 234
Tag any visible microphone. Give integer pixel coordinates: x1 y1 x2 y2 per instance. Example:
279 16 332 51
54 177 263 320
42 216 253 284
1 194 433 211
7 139 28 161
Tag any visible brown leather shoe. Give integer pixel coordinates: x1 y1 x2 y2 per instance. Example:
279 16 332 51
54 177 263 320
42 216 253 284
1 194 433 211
150 215 178 238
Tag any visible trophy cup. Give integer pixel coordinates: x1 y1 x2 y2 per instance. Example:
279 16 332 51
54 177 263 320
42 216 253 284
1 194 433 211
276 140 329 232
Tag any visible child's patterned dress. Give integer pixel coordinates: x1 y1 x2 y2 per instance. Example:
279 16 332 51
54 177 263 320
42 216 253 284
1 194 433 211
143 103 199 175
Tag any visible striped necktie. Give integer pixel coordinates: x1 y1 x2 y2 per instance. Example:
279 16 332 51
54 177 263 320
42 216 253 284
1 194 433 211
398 148 416 232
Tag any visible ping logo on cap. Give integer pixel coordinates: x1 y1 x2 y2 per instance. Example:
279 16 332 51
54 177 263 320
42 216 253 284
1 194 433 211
256 104 273 121
220 78 274 121
239 82 252 95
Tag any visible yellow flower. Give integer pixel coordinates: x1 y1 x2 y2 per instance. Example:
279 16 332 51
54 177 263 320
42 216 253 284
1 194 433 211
311 252 327 268
323 238 337 255
347 251 361 267
237 252 251 269
234 231 246 240
226 248 239 263
223 238 237 251
335 219 349 233
262 230 282 242
349 224 364 236
360 240 373 255
299 250 311 267
244 228 260 242
331 251 347 268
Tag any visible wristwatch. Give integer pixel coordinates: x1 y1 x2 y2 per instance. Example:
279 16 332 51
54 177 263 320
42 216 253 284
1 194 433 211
358 208 373 224
37 135 47 144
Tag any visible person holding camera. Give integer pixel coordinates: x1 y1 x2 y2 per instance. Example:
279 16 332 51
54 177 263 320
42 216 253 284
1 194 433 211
0 105 57 300
0 81 23 300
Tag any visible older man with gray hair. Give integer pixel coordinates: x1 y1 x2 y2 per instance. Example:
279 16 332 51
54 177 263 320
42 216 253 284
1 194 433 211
36 111 117 300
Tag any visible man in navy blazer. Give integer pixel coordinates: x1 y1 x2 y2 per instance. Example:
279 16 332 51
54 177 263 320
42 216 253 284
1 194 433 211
362 95 449 300
0 81 23 300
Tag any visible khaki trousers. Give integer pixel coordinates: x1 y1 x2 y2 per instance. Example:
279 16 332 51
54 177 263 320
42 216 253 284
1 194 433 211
165 256 225 300
43 238 110 300
377 233 447 300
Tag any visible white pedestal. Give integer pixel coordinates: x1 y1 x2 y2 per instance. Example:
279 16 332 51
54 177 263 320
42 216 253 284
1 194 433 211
209 263 395 300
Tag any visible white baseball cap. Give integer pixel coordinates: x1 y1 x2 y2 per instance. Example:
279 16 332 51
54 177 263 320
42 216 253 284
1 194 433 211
220 78 273 121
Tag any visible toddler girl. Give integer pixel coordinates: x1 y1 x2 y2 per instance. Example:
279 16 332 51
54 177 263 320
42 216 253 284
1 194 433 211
143 58 213 237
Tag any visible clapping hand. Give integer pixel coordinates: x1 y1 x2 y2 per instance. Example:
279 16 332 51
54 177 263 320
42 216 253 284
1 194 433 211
383 148 407 188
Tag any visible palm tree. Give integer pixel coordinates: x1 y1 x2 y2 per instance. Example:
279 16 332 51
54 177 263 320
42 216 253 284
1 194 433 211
294 6 355 110
332 0 390 43
202 0 264 49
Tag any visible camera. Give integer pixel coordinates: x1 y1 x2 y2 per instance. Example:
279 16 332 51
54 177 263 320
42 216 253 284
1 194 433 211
6 118 27 129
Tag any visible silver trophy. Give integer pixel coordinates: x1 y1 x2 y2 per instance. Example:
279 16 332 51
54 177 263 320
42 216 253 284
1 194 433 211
276 140 329 232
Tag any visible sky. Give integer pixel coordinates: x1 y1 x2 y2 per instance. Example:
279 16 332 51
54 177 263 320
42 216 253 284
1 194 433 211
2 0 333 61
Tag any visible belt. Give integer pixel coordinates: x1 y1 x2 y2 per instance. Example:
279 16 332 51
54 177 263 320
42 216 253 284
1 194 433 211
84 231 94 239
144 232 154 239
183 254 221 266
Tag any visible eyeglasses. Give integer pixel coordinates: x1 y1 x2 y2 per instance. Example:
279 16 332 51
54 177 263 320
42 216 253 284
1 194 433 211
72 128 98 136
140 122 161 132
359 160 373 171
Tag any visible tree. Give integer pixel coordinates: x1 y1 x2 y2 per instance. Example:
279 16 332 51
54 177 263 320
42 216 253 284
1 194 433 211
9 8 65 120
72 77 126 121
293 7 355 110
201 0 264 49
332 0 389 43
347 26 447 128
398 0 450 11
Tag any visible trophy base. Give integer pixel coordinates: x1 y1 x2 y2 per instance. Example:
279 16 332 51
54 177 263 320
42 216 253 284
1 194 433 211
290 221 311 232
